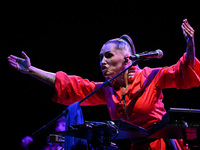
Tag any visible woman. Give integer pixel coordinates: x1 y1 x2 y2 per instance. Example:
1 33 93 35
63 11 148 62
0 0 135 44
8 19 200 149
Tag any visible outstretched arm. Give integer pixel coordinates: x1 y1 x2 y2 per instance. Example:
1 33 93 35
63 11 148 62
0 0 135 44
8 51 56 87
181 19 195 68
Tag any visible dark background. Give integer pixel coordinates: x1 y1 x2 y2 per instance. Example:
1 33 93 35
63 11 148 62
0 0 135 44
2 2 200 149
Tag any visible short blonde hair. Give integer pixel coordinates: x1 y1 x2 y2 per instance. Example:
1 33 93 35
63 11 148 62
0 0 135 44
104 34 136 55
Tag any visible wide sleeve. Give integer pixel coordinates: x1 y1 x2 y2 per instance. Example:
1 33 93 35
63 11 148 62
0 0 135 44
52 71 107 106
155 53 200 89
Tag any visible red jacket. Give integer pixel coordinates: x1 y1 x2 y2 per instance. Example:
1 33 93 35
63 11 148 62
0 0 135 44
53 53 200 149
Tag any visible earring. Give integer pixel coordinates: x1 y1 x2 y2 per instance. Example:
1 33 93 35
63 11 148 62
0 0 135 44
124 57 129 63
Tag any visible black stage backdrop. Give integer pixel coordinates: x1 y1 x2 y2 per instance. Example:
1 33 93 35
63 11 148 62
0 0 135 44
2 2 200 149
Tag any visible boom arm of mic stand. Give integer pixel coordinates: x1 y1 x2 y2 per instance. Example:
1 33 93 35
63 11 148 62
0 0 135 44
32 108 68 137
79 60 140 104
32 60 139 137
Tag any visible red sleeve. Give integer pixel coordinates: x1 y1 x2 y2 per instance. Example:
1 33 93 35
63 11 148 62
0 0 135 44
52 71 107 106
155 53 200 89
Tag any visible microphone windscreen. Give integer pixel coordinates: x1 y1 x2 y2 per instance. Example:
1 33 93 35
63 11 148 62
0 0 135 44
156 49 163 59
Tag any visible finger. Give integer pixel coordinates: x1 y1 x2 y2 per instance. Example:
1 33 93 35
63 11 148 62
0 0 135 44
184 23 194 33
182 24 193 37
9 62 18 69
183 19 194 32
182 23 193 34
9 62 16 67
183 18 187 22
182 25 190 37
21 51 29 59
8 56 16 62
181 25 187 37
8 55 20 60
182 23 194 37
8 58 17 64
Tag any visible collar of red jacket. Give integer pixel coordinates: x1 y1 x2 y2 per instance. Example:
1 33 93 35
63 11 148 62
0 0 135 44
107 65 141 89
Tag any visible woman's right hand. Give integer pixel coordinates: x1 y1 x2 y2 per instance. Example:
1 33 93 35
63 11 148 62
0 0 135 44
8 51 31 74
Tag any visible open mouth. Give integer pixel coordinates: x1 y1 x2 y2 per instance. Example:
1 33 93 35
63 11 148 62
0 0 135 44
101 66 108 75
101 66 107 71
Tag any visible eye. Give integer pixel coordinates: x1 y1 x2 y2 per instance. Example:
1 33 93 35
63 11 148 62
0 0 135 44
105 52 113 59
99 54 103 60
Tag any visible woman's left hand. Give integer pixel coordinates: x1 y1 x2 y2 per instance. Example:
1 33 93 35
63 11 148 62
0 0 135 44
181 19 195 68
181 19 195 43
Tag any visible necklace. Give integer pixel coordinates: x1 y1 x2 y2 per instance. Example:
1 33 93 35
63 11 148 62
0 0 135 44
121 85 130 121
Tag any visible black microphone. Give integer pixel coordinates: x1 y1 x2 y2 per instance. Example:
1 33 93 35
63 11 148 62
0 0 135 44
129 49 163 61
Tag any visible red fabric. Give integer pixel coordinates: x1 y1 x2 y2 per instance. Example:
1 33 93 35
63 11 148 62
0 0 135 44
53 53 200 150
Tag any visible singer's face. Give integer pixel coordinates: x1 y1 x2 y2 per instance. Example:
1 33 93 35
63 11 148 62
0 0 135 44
99 43 126 78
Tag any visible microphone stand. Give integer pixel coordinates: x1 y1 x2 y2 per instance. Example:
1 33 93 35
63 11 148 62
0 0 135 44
32 108 68 137
78 60 140 104
32 60 140 137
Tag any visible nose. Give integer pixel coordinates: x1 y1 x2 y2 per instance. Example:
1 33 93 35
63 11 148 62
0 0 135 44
100 56 107 67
